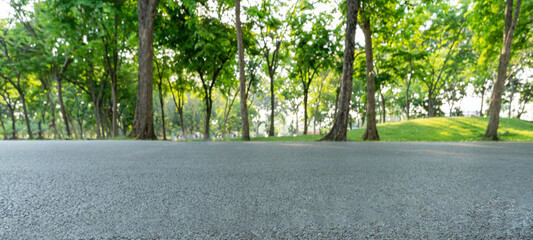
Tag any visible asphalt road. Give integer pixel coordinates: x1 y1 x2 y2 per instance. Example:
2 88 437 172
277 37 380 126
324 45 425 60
1 141 532 239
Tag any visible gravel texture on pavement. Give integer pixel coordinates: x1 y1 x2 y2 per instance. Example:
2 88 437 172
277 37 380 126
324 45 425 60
1 141 532 239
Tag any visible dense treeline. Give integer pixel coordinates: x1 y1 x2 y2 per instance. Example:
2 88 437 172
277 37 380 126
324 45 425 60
0 0 531 140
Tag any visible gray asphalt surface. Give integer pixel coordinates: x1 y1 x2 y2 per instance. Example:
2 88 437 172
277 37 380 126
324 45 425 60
1 141 532 239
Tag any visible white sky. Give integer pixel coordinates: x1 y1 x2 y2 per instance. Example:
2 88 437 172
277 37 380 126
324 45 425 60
0 1 13 19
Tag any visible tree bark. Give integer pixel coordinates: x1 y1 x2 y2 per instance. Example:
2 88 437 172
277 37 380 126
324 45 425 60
508 71 515 118
56 76 71 138
203 97 212 141
266 41 281 137
380 91 386 123
361 18 379 141
157 78 166 140
484 0 522 140
235 0 250 141
130 0 157 140
405 61 413 120
268 74 275 136
0 108 6 139
18 91 32 138
313 70 329 133
321 0 359 141
303 89 308 135
480 85 485 117
427 89 434 117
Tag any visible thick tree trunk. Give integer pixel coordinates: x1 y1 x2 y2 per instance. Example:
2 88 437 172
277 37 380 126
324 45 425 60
484 0 522 140
130 0 157 139
157 81 166 140
268 75 275 137
235 0 250 141
361 18 379 141
321 0 358 141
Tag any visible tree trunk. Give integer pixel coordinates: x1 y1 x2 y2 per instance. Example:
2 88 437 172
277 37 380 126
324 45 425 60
313 70 329 134
18 92 32 138
203 97 212 141
178 99 185 138
303 89 308 135
380 91 386 123
405 62 412 120
508 72 515 118
38 121 42 139
0 111 6 140
235 0 250 141
56 77 71 138
484 0 522 140
321 0 359 141
89 73 102 139
46 91 59 138
427 89 434 117
480 85 485 117
10 106 16 139
361 18 379 141
157 80 166 140
130 0 157 140
268 75 275 136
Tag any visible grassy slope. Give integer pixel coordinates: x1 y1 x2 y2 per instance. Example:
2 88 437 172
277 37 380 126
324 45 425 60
252 117 533 142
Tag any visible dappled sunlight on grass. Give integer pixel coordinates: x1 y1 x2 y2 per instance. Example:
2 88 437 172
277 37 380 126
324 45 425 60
254 117 533 142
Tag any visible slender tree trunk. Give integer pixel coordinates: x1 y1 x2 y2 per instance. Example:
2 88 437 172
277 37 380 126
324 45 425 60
428 89 434 117
18 92 32 138
0 111 6 140
480 85 485 117
235 0 250 141
89 76 102 138
38 121 42 139
321 0 359 141
484 0 522 140
268 75 275 136
130 0 157 139
56 77 71 138
112 12 119 137
313 70 329 134
405 62 412 120
46 91 59 138
508 73 515 118
10 107 16 139
303 89 308 135
178 98 185 138
361 18 379 141
204 97 212 141
157 80 166 140
380 91 386 123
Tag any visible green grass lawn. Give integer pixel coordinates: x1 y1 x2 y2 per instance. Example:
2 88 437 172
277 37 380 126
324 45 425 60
251 117 533 142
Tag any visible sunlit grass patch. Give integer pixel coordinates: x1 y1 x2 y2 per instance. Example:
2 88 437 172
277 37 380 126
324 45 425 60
252 117 533 142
